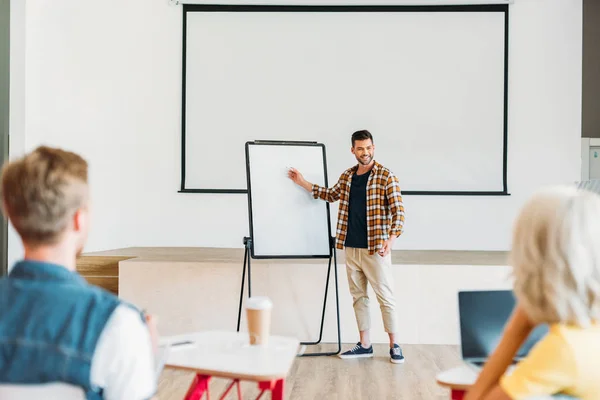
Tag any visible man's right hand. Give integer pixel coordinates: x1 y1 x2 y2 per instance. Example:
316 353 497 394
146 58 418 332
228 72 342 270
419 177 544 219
288 167 313 192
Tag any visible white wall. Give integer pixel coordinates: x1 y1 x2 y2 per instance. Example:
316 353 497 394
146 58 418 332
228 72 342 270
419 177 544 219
7 0 26 270
8 0 582 263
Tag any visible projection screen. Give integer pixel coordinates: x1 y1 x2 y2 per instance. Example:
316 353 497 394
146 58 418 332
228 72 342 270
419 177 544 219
180 4 508 195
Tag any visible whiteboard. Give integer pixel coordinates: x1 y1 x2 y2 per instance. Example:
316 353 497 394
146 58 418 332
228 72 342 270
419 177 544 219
246 141 332 258
182 5 508 194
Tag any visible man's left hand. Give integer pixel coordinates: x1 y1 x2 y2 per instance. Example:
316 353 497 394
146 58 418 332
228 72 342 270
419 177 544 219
378 236 396 256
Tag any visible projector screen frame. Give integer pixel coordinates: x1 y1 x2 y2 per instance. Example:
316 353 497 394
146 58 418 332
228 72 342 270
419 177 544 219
245 140 333 259
179 3 510 196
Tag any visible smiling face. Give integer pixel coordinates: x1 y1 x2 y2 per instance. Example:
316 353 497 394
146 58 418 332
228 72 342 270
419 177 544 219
351 138 375 166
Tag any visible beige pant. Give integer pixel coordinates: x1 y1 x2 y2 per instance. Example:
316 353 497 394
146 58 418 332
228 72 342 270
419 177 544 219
345 247 397 333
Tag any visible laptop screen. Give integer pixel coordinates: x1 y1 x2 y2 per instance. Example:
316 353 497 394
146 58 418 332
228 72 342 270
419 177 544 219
458 290 548 362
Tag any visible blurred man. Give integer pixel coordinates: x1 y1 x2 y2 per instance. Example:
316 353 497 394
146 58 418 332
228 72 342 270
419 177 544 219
0 146 157 399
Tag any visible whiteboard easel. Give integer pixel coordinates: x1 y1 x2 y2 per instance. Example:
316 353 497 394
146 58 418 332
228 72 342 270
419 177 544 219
236 140 342 357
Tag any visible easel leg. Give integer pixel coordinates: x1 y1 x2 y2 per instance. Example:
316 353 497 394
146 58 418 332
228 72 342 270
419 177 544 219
300 256 332 346
332 245 342 355
248 253 252 298
300 238 342 357
237 237 252 332
237 236 341 357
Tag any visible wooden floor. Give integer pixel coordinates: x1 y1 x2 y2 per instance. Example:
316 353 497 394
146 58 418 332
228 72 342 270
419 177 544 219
157 344 460 400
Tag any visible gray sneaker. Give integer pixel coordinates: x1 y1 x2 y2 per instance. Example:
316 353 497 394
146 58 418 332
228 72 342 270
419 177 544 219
338 342 374 359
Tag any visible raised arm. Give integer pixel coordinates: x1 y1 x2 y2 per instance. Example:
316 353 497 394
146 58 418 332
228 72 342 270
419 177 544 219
288 168 343 203
386 174 405 238
464 305 535 400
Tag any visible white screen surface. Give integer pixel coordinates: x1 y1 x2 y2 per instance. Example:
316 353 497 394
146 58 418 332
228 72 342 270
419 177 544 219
184 7 507 193
246 142 332 258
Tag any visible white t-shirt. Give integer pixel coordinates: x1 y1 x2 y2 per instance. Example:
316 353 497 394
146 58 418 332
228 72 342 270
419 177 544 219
90 304 157 399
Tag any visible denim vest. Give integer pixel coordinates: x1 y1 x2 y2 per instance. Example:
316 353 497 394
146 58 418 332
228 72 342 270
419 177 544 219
0 260 132 399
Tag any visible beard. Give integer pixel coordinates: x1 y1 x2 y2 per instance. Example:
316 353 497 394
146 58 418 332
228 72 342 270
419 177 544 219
356 154 372 165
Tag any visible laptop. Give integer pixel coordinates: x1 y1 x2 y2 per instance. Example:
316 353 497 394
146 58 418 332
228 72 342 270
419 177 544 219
458 290 549 370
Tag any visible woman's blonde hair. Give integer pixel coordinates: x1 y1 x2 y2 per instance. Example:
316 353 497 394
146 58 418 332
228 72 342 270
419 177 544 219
510 185 600 327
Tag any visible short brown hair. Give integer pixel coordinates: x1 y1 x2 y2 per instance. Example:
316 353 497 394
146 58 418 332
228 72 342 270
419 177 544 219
351 130 374 147
0 146 89 245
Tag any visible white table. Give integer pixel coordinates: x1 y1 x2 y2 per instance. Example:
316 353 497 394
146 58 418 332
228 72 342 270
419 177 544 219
436 364 479 399
436 365 576 400
161 331 300 400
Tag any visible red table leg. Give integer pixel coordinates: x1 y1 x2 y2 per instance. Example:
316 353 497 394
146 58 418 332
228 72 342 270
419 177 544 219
451 389 465 400
184 375 284 400
218 379 241 400
236 380 242 400
256 379 285 400
271 379 284 400
184 374 211 400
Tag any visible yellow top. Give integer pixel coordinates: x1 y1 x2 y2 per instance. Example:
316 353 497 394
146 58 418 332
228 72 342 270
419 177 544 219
500 323 600 400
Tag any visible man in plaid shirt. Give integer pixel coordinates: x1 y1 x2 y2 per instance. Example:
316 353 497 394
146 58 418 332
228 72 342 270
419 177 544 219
288 130 405 364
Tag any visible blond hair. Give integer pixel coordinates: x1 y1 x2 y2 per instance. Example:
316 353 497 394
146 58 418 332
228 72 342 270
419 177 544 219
0 146 89 245
510 185 600 327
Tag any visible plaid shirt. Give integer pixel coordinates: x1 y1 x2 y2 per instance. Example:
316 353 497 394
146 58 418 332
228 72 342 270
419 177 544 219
312 161 405 255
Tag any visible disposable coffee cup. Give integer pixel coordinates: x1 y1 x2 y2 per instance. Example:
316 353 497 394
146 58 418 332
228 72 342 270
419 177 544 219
246 296 273 346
